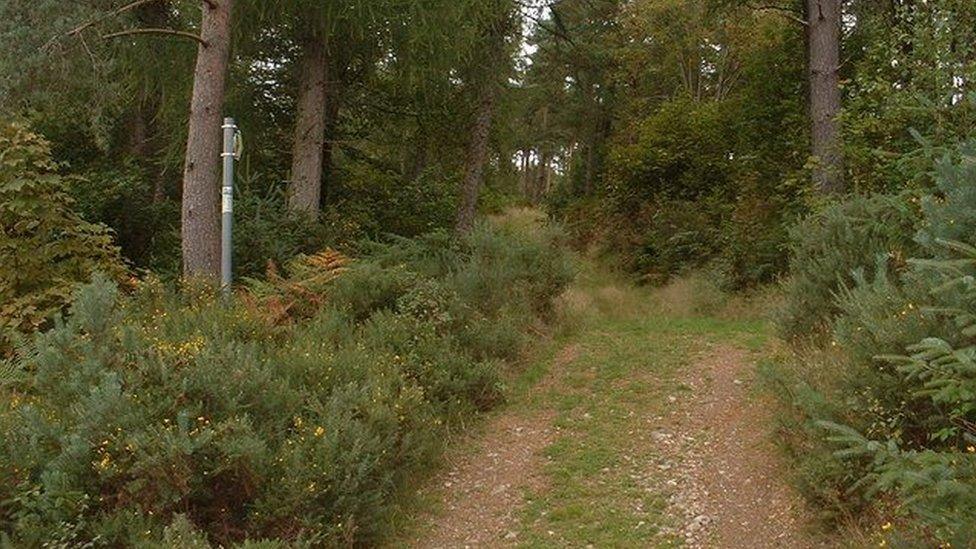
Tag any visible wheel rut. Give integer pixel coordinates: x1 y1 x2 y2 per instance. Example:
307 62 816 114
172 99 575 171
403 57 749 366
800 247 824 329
655 344 824 548
404 344 579 548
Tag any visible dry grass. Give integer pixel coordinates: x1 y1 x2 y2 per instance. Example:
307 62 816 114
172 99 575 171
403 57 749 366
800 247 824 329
648 271 784 322
489 206 548 234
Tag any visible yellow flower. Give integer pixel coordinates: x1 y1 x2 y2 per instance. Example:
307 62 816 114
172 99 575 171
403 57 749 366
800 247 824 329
314 426 325 437
967 446 975 453
882 522 892 531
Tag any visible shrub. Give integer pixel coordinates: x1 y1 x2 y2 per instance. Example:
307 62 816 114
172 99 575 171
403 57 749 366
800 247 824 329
68 164 181 271
0 121 126 354
629 199 724 285
0 220 574 546
718 192 793 290
773 140 976 544
605 98 733 210
329 162 459 238
777 192 920 341
915 141 976 255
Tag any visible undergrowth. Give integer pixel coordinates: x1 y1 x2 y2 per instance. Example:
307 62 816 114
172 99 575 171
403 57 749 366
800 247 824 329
767 140 976 546
0 221 575 547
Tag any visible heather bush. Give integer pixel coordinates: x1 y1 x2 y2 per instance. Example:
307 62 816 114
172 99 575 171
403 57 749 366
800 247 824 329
0 221 574 546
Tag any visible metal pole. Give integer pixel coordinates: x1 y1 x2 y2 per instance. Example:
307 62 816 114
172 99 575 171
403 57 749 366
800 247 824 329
220 117 236 299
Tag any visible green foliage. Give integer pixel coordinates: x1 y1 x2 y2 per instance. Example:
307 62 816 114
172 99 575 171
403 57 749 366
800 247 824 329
543 3 807 289
629 199 723 284
606 99 733 209
230 188 354 281
67 159 467 281
843 0 976 193
915 143 976 253
777 193 920 341
587 98 738 284
717 193 792 290
68 164 181 270
330 162 460 238
0 121 125 354
0 222 574 546
774 141 976 542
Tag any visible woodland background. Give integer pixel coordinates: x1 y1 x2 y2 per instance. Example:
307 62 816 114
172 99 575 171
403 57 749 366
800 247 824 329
2 0 976 546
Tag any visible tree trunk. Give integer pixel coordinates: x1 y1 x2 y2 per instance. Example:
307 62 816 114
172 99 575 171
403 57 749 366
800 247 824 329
407 132 428 183
181 0 233 279
455 84 496 233
288 37 329 215
807 0 844 193
584 141 595 194
536 148 549 205
455 10 510 234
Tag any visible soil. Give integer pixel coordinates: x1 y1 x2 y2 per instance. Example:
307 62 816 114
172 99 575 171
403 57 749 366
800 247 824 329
655 344 824 548
405 339 824 548
404 344 579 548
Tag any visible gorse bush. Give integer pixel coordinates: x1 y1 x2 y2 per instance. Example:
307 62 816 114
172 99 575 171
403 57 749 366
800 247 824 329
777 192 920 341
0 121 126 355
0 221 575 546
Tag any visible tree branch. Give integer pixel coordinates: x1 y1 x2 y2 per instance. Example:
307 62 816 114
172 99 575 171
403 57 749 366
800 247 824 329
43 0 163 51
102 28 207 46
746 3 809 25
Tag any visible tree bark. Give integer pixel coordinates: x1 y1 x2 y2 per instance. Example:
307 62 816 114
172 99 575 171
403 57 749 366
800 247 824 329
455 10 510 234
455 84 497 233
807 0 844 193
584 141 595 194
535 148 549 205
181 0 233 279
288 37 329 215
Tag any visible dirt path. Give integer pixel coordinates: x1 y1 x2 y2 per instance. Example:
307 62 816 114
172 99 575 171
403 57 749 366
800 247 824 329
404 345 578 548
656 344 820 548
402 259 823 548
405 411 556 548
